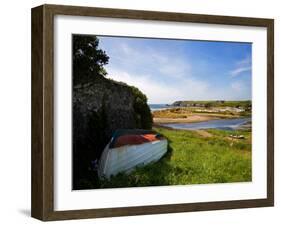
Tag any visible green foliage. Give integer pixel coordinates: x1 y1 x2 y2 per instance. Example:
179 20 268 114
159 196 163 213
172 100 252 108
205 102 213 108
73 35 109 85
130 86 152 129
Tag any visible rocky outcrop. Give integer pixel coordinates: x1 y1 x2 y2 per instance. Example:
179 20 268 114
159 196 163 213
72 76 152 188
73 77 139 155
73 78 137 139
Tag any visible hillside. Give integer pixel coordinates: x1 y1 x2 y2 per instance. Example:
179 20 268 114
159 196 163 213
171 100 252 108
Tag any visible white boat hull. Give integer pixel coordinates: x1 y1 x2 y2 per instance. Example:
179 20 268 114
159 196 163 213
98 139 168 179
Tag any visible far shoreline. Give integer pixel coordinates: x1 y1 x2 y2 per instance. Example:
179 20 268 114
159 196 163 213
151 102 252 125
152 114 248 124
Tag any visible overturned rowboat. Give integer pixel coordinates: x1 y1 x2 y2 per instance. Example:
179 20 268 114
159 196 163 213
98 129 168 179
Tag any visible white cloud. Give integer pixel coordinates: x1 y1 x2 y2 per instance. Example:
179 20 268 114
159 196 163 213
106 65 252 103
120 43 133 55
230 66 251 77
231 81 244 92
227 81 251 99
106 68 210 104
237 55 251 66
102 40 191 80
230 55 252 77
158 58 191 78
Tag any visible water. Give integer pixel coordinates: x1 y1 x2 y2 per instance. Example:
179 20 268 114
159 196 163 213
149 104 172 112
162 118 251 131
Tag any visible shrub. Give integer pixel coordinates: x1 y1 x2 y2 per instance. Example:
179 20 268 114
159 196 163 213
130 86 152 129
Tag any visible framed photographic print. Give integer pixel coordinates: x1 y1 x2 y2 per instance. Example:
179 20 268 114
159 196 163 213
31 4 274 221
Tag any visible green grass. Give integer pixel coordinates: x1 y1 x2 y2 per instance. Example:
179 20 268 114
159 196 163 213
97 127 252 188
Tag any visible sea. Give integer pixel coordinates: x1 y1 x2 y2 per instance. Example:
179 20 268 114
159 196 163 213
149 104 172 112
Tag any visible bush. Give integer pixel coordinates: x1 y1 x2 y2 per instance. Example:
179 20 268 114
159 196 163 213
130 86 152 129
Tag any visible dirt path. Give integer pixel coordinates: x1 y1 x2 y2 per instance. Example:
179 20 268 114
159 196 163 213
195 130 213 138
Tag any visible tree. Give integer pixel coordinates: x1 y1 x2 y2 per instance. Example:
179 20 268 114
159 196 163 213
205 102 212 108
73 35 109 85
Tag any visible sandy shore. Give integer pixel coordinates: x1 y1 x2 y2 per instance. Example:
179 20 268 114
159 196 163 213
153 115 221 124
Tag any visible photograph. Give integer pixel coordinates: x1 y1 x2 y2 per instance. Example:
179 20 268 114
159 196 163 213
72 34 252 190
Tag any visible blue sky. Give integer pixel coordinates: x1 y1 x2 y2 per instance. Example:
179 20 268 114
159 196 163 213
98 36 252 104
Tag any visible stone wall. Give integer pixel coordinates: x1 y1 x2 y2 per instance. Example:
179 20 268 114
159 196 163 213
72 77 151 188
73 77 138 156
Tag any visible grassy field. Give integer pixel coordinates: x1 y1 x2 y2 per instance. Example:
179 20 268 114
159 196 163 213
97 127 252 188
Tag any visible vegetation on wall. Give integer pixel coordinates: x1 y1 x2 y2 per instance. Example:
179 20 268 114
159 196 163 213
131 86 152 130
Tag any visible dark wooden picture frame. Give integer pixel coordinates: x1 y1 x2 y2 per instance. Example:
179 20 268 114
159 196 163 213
31 4 274 221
